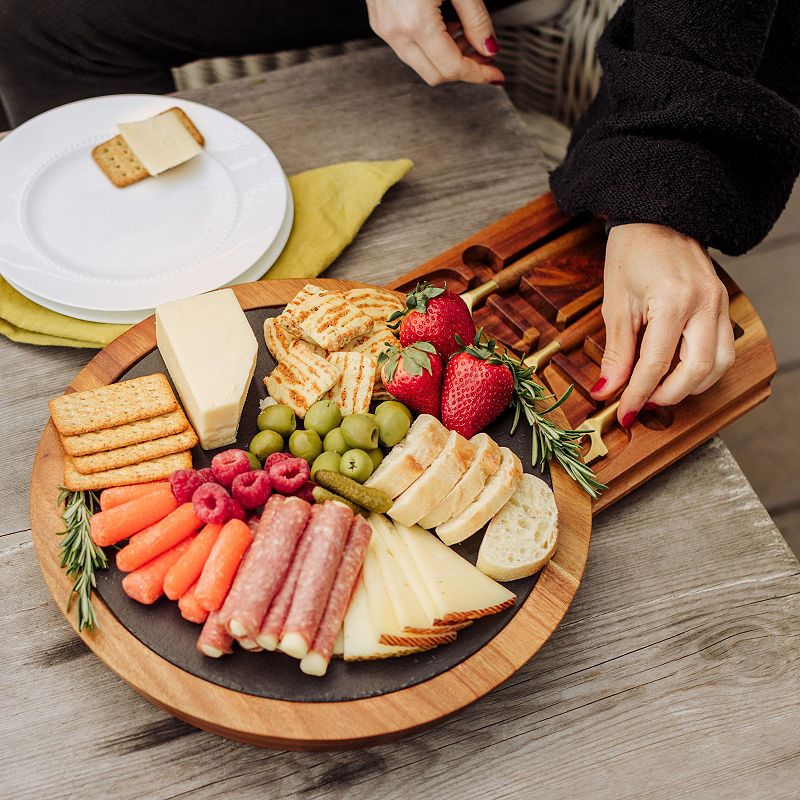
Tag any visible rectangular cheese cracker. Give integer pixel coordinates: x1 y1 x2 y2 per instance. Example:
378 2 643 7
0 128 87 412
69 428 198 475
61 409 189 457
49 374 178 436
63 451 192 492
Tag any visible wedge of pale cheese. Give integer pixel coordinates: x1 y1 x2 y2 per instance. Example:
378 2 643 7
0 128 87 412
369 515 467 635
118 112 202 176
362 535 456 649
393 521 516 626
156 289 257 450
343 574 433 661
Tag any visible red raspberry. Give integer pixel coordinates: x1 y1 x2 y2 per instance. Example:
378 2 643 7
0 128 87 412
192 483 234 525
170 469 205 505
196 467 218 485
229 498 247 521
265 451 293 472
269 457 310 494
294 481 316 503
231 470 272 510
211 449 252 487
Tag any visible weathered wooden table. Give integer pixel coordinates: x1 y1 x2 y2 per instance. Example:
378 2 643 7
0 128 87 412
2 48 799 799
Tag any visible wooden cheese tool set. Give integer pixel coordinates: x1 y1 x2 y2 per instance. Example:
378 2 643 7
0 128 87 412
388 192 778 513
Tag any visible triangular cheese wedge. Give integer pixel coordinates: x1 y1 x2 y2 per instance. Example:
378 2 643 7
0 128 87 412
343 574 432 661
363 537 455 648
370 515 469 635
393 522 516 625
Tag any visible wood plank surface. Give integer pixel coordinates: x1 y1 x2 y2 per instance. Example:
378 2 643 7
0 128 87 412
2 47 799 798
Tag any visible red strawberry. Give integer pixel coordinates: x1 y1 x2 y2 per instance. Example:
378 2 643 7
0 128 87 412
441 339 514 438
388 282 476 360
379 342 443 418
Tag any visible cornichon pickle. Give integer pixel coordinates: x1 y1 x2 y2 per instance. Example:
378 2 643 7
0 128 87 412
312 486 368 517
313 470 392 514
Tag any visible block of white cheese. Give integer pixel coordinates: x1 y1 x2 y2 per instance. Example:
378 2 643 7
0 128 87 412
156 289 257 450
118 112 202 176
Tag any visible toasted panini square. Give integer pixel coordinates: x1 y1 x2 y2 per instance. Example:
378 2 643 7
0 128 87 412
296 292 373 351
326 352 377 415
343 288 405 323
263 316 298 363
264 344 339 418
344 324 396 381
279 284 328 336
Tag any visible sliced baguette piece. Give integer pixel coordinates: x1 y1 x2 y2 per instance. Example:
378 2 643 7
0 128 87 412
387 430 475 527
435 447 523 546
365 414 449 499
477 473 558 581
418 433 502 529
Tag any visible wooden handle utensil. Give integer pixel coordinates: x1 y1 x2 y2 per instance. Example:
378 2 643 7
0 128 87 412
523 306 604 372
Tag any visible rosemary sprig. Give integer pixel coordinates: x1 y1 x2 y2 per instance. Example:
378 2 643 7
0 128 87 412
56 487 107 631
459 332 606 498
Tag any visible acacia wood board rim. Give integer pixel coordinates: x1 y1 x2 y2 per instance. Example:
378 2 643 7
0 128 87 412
29 278 592 750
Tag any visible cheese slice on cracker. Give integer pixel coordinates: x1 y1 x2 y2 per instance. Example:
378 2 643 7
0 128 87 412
118 112 202 176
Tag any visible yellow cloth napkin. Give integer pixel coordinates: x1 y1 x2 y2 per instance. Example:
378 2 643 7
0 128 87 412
0 158 413 349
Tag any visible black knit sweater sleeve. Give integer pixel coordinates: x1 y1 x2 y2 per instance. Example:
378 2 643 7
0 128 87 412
549 0 800 255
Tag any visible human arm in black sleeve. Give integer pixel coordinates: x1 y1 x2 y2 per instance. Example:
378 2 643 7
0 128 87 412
549 0 800 255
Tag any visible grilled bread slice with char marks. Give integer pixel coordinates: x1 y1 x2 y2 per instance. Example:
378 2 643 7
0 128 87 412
342 287 405 323
326 351 377 415
296 291 373 351
263 342 339 418
387 430 475 527
365 414 449 499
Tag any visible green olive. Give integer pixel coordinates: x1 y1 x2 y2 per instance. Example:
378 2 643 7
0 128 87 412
249 429 284 460
375 407 410 447
366 448 384 471
340 414 379 450
374 400 413 423
340 449 374 483
304 400 343 438
245 451 262 470
311 451 342 480
257 404 297 437
288 429 323 463
323 427 348 455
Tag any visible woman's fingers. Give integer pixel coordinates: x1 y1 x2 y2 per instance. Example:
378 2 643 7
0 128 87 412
415 22 503 84
452 0 498 56
591 298 638 400
390 39 444 86
618 308 685 426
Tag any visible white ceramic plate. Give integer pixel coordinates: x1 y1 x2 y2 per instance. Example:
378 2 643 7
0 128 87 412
6 178 295 325
0 95 289 312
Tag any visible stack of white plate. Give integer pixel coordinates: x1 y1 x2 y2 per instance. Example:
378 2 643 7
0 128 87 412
0 95 294 324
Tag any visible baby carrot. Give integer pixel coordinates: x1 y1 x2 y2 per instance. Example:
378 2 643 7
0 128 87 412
194 520 253 612
116 503 203 572
99 481 171 512
121 535 196 605
178 581 209 624
163 523 223 600
90 488 178 547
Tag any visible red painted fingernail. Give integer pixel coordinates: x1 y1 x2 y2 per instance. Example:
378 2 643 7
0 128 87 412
489 79 505 86
643 402 659 411
590 377 607 393
621 410 639 428
485 35 499 55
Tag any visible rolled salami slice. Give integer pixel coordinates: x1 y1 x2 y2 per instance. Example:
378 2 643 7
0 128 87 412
300 515 372 676
223 495 311 639
255 520 315 651
279 501 353 660
197 610 233 658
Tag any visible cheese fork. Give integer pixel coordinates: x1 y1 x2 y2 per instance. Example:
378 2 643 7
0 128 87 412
459 225 599 314
523 305 604 373
577 399 621 464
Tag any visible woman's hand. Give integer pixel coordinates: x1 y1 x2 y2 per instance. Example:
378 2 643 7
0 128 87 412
365 0 504 86
592 223 736 427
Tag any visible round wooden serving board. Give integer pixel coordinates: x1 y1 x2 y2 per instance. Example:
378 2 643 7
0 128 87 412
29 279 592 750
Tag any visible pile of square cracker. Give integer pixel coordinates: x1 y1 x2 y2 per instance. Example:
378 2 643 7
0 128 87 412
50 374 198 491
263 284 405 418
